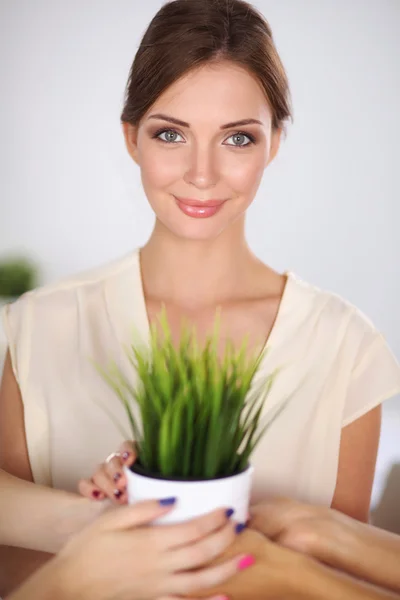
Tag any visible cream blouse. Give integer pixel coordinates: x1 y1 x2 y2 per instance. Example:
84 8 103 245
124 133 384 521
2 248 400 505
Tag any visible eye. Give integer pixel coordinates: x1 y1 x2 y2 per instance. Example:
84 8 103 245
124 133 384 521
153 128 185 144
224 132 255 148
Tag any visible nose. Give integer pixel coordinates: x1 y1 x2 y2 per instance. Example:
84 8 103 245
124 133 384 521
183 143 218 190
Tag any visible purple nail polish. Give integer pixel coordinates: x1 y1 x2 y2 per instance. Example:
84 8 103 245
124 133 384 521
236 523 246 534
122 451 130 461
114 489 123 499
113 472 121 482
159 497 177 506
226 508 235 518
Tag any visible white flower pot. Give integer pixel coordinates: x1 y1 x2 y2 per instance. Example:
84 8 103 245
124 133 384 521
124 464 254 525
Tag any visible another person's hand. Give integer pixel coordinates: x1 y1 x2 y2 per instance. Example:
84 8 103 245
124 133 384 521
249 496 345 552
10 499 252 600
249 497 400 596
190 527 315 600
78 440 136 503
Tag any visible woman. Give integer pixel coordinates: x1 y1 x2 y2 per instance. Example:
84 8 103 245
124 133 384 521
2 470 400 599
1 0 400 593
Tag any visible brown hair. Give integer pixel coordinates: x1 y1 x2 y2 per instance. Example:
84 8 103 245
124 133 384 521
121 0 292 131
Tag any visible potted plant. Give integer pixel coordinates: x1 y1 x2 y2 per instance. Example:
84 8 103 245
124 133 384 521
98 310 281 524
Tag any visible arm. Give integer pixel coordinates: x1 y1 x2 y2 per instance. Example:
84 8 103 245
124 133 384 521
7 501 244 600
0 351 60 594
331 405 381 522
250 497 400 595
191 528 399 600
0 469 108 552
7 525 399 600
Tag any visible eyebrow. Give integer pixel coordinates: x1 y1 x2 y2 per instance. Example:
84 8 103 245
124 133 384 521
147 113 263 129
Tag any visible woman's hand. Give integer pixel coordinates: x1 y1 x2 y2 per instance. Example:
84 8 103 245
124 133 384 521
10 499 252 600
78 441 136 503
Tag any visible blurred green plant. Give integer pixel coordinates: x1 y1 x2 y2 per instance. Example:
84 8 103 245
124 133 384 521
0 257 37 299
96 309 282 480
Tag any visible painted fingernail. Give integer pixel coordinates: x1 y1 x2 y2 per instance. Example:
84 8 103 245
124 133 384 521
225 508 235 518
238 555 255 571
236 523 247 534
159 497 177 506
122 451 130 461
114 489 122 499
113 472 121 482
92 490 101 499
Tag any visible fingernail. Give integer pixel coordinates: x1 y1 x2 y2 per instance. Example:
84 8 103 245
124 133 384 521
114 489 122 499
92 490 101 499
236 523 247 534
113 472 121 482
225 508 235 518
159 497 177 506
122 451 130 461
238 555 255 571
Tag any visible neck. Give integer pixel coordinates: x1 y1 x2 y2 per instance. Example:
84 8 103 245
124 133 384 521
140 218 259 307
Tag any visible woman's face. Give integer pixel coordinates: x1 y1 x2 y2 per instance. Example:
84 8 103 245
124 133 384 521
123 60 281 241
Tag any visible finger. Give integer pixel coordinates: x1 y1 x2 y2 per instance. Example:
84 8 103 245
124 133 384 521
159 508 233 550
175 554 254 596
77 478 106 501
97 499 177 532
166 520 236 572
92 464 127 504
119 440 137 466
104 454 127 489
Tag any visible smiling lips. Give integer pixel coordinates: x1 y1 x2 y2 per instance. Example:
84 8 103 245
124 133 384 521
174 196 226 218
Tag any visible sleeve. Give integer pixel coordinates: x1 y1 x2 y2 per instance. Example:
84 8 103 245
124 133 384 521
342 313 400 427
1 294 33 385
1 294 52 486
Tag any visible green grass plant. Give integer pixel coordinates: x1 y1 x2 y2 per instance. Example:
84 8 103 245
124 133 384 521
98 309 279 480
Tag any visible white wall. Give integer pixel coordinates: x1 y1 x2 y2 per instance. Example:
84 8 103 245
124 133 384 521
1 0 399 526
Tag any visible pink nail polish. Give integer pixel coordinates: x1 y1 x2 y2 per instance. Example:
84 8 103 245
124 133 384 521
238 555 255 571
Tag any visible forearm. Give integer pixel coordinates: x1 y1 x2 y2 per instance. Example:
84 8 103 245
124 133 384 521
302 557 400 600
306 516 400 593
0 546 52 598
6 556 71 600
194 529 399 600
0 470 108 553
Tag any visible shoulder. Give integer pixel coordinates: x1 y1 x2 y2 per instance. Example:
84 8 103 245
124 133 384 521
1 249 140 371
2 249 140 320
288 273 381 349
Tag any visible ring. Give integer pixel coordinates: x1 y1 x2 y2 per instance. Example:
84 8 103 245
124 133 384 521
105 451 121 464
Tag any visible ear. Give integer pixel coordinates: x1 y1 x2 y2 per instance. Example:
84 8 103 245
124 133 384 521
266 128 282 166
122 122 140 165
